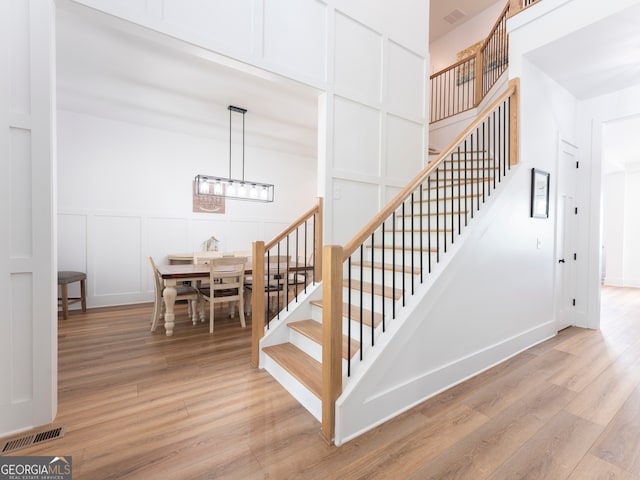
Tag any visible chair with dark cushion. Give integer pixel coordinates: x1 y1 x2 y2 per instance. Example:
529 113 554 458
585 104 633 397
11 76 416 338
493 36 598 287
58 271 87 319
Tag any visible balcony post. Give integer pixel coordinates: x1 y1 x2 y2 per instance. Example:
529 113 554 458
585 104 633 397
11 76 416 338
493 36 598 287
509 78 520 166
314 197 323 282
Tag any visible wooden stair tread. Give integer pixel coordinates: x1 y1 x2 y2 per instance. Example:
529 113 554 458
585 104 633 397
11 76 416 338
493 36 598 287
263 343 322 398
310 300 383 328
351 260 421 275
387 228 452 233
288 319 359 360
341 279 402 300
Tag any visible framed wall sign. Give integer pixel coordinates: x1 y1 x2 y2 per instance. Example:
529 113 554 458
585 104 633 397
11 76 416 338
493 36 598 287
530 168 550 218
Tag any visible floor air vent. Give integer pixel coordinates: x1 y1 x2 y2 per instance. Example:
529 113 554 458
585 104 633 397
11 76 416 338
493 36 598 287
1 425 65 454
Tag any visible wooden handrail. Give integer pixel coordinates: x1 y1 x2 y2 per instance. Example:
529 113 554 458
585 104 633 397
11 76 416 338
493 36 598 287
429 54 476 80
343 79 518 260
265 198 323 250
479 3 510 54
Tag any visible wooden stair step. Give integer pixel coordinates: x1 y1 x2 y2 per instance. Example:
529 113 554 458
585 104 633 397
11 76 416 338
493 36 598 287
263 343 322 398
351 260 421 275
310 300 383 328
288 319 360 360
341 279 402 300
387 228 452 233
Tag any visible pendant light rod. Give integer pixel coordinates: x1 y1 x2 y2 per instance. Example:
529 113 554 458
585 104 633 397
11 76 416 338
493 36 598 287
228 105 247 182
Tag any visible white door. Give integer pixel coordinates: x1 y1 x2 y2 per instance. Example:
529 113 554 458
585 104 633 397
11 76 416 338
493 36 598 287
0 0 57 436
555 140 578 330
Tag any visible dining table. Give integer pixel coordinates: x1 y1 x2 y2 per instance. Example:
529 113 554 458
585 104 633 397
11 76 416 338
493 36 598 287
156 263 250 336
156 261 315 336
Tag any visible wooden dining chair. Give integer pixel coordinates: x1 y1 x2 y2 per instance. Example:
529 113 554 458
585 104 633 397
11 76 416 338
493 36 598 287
197 256 247 333
147 256 199 332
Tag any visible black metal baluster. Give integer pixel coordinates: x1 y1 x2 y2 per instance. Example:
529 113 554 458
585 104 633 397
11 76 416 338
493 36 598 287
497 105 502 183
382 221 386 332
348 256 352 376
402 201 406 307
419 185 423 284
457 146 462 236
411 192 415 295
359 245 364 359
450 153 454 245
436 169 440 263
266 250 271 328
427 177 432 273
392 211 396 320
371 232 375 346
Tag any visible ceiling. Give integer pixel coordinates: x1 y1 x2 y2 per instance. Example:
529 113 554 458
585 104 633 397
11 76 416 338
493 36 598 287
430 0 501 41
524 2 640 173
56 4 320 158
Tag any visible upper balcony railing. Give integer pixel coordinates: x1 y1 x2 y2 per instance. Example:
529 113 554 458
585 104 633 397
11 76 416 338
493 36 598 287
430 3 510 123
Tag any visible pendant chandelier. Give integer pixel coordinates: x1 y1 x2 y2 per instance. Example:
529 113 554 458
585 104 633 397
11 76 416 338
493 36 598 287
195 105 274 202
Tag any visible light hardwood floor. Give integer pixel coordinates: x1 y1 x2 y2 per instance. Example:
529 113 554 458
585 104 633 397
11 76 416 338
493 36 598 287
5 286 640 479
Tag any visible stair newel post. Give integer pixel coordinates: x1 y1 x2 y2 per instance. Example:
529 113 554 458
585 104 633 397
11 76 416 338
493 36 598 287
321 244 343 444
251 240 266 367
508 78 519 166
314 197 324 282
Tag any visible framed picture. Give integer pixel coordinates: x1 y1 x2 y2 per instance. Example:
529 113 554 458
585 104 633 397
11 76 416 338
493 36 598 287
530 168 550 218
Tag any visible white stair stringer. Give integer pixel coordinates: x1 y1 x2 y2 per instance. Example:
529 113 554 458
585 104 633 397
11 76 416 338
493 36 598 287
257 158 519 444
333 163 522 446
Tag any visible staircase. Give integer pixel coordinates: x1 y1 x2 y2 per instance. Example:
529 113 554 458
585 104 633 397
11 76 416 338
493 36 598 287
255 80 519 439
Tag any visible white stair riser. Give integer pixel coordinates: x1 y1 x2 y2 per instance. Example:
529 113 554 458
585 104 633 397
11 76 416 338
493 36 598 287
341 286 393 313
349 266 416 288
262 355 321 421
380 231 457 246
368 248 438 266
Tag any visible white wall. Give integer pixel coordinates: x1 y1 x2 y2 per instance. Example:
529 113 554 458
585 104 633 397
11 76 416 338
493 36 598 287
0 0 57 436
61 0 430 247
430 0 505 73
57 109 316 307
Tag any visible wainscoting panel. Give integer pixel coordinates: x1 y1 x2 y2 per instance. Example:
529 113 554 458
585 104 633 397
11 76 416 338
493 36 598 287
9 273 34 403
386 40 426 120
331 179 379 245
334 12 382 104
333 96 381 175
161 0 255 58
385 113 425 181
90 215 142 300
9 128 32 258
262 0 328 82
147 217 190 263
59 212 298 308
